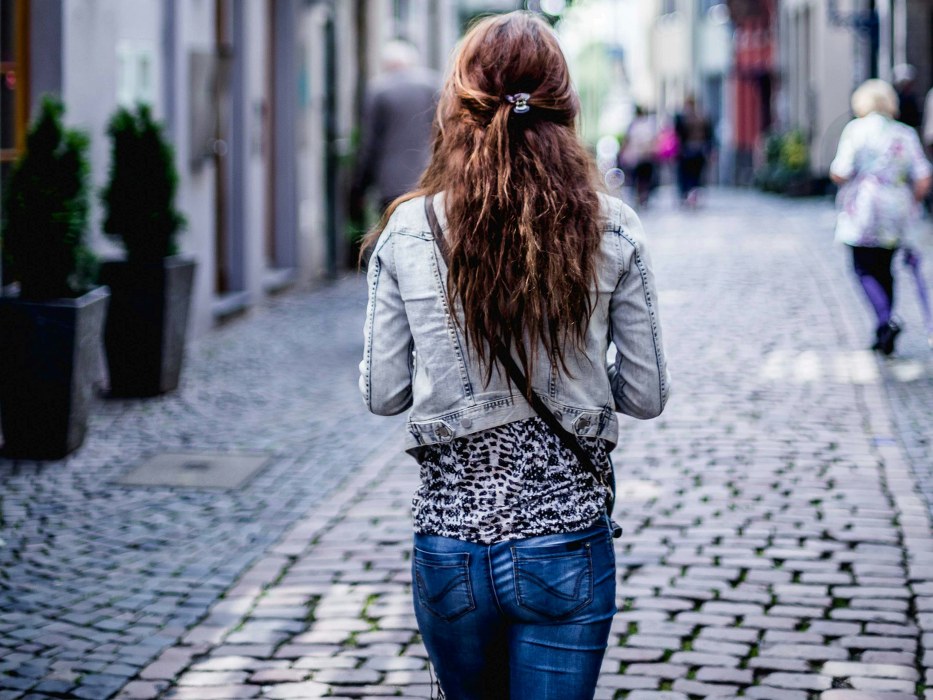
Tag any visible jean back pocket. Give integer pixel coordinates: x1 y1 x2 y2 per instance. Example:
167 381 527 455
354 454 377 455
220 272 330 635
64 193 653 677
413 548 476 622
512 541 594 619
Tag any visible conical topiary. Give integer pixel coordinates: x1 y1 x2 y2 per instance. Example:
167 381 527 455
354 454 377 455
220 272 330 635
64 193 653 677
1 96 94 300
101 104 185 263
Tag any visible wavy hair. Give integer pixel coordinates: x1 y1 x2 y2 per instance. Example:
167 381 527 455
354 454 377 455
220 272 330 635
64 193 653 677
363 11 602 385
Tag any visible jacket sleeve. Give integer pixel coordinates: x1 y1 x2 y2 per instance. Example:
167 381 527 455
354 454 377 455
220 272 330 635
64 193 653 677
359 231 414 415
607 207 671 419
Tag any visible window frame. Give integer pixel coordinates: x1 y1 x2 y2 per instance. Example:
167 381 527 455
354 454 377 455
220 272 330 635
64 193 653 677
1 0 29 165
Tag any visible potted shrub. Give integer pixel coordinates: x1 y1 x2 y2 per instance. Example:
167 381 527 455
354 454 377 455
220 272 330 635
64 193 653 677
99 104 195 397
0 97 109 460
754 130 812 196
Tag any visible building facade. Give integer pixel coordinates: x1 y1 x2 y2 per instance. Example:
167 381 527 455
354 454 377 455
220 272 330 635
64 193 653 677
775 0 933 176
728 0 776 184
652 0 733 182
1 0 458 337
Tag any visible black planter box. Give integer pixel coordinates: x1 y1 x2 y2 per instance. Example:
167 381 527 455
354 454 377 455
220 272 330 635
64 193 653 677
0 286 110 460
100 256 196 398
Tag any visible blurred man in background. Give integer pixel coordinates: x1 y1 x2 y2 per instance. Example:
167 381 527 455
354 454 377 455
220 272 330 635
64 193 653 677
924 83 933 158
351 40 441 216
618 105 659 208
893 64 922 131
674 94 714 208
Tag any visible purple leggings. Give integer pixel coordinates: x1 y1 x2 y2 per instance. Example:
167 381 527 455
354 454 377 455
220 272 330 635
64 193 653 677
851 246 896 328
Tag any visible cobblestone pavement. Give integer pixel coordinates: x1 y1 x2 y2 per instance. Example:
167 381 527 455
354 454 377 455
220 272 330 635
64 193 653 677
0 279 405 699
2 189 933 700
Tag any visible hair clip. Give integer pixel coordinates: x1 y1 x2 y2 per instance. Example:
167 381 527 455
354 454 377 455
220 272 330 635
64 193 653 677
505 93 531 114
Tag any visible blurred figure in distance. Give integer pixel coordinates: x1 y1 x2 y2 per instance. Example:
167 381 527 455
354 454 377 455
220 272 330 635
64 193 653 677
618 105 658 208
830 79 932 355
893 64 921 131
351 40 440 215
673 94 713 208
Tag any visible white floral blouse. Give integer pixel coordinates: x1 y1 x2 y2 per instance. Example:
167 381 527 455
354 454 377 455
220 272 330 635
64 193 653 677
830 112 931 249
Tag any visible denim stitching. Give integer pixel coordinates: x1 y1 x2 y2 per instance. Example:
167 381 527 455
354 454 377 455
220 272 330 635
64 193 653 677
617 227 667 411
363 254 382 411
511 546 594 618
414 555 475 622
430 227 475 402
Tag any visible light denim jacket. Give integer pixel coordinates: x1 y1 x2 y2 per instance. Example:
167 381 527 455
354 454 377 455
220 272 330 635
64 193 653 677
359 193 670 451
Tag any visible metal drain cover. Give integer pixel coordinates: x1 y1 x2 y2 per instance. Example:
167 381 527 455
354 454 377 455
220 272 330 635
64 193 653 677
116 452 271 489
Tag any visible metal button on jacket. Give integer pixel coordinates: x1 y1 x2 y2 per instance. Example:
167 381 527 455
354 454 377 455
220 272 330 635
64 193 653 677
573 414 591 434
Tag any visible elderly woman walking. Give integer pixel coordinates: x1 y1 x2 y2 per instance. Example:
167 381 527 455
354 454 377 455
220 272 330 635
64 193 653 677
359 11 669 699
830 79 932 355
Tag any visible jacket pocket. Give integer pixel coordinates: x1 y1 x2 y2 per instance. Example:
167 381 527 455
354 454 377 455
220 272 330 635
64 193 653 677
512 542 594 619
413 548 475 622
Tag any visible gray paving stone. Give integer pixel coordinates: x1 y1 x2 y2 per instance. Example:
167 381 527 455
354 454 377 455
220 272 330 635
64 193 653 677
604 647 665 662
176 671 250 686
165 685 261 699
671 679 739 697
597 674 659 690
838 635 916 652
694 666 754 684
821 691 916 700
247 669 309 683
759 673 833 690
848 676 918 693
624 664 690 679
861 647 916 664
807 621 862 637
668 651 741 667
311 668 383 685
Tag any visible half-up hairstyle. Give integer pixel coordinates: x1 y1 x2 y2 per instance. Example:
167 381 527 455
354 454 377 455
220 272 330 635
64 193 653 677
363 11 603 386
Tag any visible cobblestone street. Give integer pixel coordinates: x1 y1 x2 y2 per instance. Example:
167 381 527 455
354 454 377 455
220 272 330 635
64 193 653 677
2 188 933 700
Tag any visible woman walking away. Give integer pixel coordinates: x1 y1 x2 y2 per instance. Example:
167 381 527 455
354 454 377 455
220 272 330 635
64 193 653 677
674 94 713 207
619 105 659 207
359 11 670 700
830 79 932 356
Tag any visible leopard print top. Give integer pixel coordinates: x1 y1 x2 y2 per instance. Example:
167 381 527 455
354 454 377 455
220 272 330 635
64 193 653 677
412 417 613 544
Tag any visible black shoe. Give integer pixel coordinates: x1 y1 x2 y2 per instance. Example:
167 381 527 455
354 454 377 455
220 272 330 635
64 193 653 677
875 320 901 356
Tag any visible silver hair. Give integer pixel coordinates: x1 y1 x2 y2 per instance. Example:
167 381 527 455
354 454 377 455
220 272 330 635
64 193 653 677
851 79 899 119
381 40 420 72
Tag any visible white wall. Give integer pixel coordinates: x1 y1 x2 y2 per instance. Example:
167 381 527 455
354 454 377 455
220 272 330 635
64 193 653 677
811 5 856 172
62 0 164 259
778 0 857 173
297 3 331 280
242 0 269 302
173 0 216 337
652 9 691 117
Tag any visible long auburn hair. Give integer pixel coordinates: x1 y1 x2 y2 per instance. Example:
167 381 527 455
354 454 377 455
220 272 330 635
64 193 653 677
363 11 602 385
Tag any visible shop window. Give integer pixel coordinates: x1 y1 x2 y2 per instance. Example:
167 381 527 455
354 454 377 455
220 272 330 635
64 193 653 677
1 0 28 184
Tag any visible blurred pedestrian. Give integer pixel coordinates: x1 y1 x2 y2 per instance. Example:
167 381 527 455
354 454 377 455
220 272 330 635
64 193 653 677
619 105 658 207
673 94 713 207
350 40 440 216
924 84 933 156
359 11 669 699
893 64 921 131
830 79 932 355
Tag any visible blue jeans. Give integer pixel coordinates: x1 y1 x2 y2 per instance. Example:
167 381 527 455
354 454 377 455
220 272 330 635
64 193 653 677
412 519 617 699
